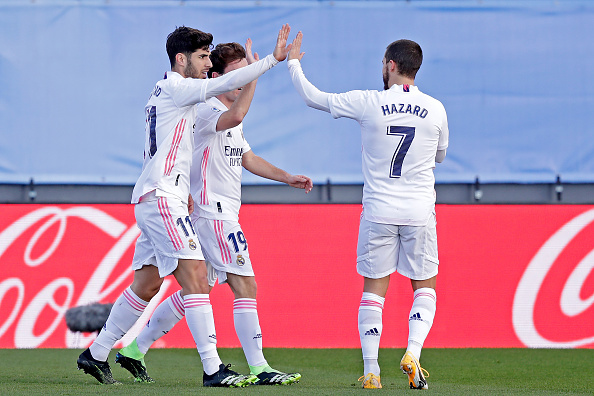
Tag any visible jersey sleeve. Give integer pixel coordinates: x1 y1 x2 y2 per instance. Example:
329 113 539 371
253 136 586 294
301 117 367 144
327 90 371 121
203 54 279 100
437 102 449 150
169 54 279 108
195 103 222 138
287 59 331 112
242 137 252 154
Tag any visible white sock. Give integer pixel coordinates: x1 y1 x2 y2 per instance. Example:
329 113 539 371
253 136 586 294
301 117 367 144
184 294 222 375
233 298 267 368
90 287 148 361
136 290 185 354
407 288 437 360
358 292 385 377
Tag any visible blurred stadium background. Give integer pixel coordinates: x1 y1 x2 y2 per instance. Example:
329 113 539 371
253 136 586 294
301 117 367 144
0 0 593 352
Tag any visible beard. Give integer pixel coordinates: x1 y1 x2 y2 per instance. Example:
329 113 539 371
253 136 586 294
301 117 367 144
383 67 389 90
184 59 200 79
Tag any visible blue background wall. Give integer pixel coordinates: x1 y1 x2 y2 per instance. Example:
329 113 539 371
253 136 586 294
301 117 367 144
0 1 592 185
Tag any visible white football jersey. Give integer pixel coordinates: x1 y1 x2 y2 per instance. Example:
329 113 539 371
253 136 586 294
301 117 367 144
328 84 449 225
131 54 279 204
131 71 201 204
191 97 251 221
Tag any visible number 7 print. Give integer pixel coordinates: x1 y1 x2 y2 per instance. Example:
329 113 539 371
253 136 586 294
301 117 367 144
387 126 415 178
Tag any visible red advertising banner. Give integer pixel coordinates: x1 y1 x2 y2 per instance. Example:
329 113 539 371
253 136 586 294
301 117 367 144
0 204 593 349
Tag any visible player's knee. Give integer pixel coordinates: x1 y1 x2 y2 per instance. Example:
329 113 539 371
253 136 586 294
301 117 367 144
229 276 257 299
131 278 163 301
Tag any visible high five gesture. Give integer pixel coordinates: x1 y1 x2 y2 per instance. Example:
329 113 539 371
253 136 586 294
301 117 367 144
273 24 292 62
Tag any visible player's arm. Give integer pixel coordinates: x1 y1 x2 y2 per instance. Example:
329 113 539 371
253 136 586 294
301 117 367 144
242 150 313 193
187 194 195 215
436 105 449 163
216 40 259 131
287 31 332 112
435 149 447 163
202 24 291 101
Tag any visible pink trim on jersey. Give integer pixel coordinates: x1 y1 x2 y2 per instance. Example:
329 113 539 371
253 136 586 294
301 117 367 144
360 299 384 309
414 292 436 302
170 291 185 316
184 296 210 309
233 299 257 311
164 118 186 176
214 220 232 264
123 288 147 312
200 147 210 205
158 197 184 250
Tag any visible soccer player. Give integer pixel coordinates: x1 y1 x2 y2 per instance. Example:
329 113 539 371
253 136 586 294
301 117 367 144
76 24 293 387
115 40 311 386
287 32 448 390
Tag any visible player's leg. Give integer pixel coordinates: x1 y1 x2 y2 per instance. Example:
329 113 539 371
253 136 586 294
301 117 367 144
226 273 301 386
115 288 186 383
397 212 439 390
358 276 388 389
136 290 186 353
355 218 399 389
173 258 220 371
78 265 162 384
407 277 437 361
117 261 219 382
174 258 255 388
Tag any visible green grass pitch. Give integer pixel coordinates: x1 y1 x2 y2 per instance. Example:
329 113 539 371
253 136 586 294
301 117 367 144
1 348 592 395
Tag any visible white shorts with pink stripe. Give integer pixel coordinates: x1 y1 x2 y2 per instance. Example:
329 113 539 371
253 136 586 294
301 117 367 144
194 217 254 284
132 194 205 277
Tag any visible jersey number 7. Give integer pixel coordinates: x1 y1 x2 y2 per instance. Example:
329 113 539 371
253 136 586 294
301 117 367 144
387 126 415 178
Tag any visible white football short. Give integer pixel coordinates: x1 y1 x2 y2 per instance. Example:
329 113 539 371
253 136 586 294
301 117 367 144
356 211 439 281
194 217 254 284
132 193 205 278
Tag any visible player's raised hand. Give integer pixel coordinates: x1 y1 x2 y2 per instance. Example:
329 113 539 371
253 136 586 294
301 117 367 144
288 174 313 193
245 38 259 65
288 31 305 61
272 24 292 62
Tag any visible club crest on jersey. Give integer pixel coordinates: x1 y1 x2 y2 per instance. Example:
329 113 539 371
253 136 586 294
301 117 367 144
189 239 197 250
236 255 245 266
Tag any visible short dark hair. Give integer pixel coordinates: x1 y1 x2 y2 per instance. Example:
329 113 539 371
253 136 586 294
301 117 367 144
208 42 246 78
384 39 423 79
166 26 213 68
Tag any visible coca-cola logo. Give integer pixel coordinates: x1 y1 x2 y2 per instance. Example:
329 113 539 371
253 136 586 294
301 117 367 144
0 206 140 348
513 208 594 348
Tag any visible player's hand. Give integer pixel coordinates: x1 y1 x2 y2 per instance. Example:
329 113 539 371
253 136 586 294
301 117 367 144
272 24 292 62
288 31 305 61
188 194 195 215
288 174 313 193
245 38 259 65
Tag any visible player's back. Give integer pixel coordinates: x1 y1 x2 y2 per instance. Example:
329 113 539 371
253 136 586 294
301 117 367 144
328 84 448 225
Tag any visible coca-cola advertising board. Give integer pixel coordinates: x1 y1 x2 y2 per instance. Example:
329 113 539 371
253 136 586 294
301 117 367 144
0 204 593 349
